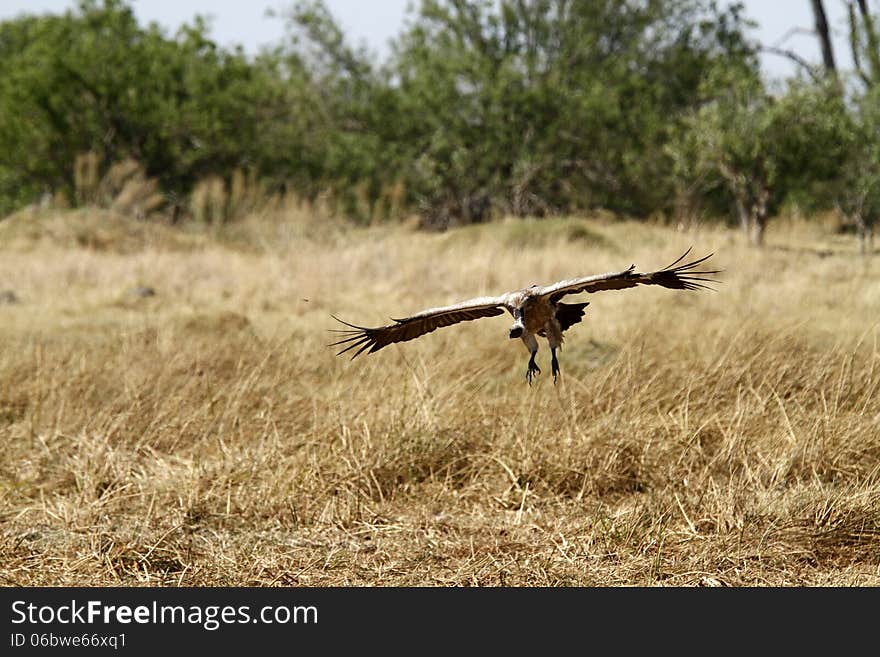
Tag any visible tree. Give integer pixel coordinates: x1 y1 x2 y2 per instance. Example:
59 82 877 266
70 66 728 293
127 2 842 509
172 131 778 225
277 0 757 227
399 0 758 225
831 89 880 254
0 0 300 215
676 70 846 246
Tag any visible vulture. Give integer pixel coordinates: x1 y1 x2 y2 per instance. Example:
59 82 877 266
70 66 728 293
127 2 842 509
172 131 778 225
331 249 719 384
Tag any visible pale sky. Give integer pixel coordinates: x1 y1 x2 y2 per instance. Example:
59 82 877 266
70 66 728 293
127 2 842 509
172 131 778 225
0 0 859 81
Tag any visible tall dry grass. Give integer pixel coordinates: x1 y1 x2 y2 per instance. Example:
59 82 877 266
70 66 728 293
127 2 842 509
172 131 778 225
0 211 878 586
73 153 165 220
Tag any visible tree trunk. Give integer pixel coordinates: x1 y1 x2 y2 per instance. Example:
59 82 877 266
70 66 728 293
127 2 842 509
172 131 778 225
853 210 867 255
857 0 880 84
750 187 770 247
734 195 751 239
868 213 876 255
750 212 766 247
855 212 875 255
848 1 871 86
811 0 837 75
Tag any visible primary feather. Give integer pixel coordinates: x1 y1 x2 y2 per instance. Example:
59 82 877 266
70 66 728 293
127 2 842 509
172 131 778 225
534 248 719 303
329 297 507 358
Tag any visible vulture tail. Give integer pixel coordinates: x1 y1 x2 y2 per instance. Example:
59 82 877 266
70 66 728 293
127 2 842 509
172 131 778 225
556 302 589 332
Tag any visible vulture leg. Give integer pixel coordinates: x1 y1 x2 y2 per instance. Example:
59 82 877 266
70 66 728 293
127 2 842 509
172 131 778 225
521 332 540 385
527 353 541 385
545 320 564 385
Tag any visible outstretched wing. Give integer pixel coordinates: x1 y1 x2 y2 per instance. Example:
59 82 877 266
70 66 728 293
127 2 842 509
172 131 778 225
330 296 508 359
534 248 720 304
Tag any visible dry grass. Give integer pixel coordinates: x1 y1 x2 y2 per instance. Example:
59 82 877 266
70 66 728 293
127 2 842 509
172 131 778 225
1 209 878 586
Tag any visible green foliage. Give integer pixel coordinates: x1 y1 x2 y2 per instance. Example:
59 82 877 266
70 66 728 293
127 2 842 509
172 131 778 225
377 0 758 226
0 0 301 215
824 85 880 251
671 66 849 243
0 0 876 239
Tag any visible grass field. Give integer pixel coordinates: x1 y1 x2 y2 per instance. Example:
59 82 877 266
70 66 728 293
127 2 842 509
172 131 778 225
1 207 878 586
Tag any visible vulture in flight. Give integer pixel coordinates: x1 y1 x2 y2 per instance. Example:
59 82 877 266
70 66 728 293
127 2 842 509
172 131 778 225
331 249 719 384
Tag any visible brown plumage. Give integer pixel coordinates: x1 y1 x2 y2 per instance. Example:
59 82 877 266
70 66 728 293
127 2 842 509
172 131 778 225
331 248 720 384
